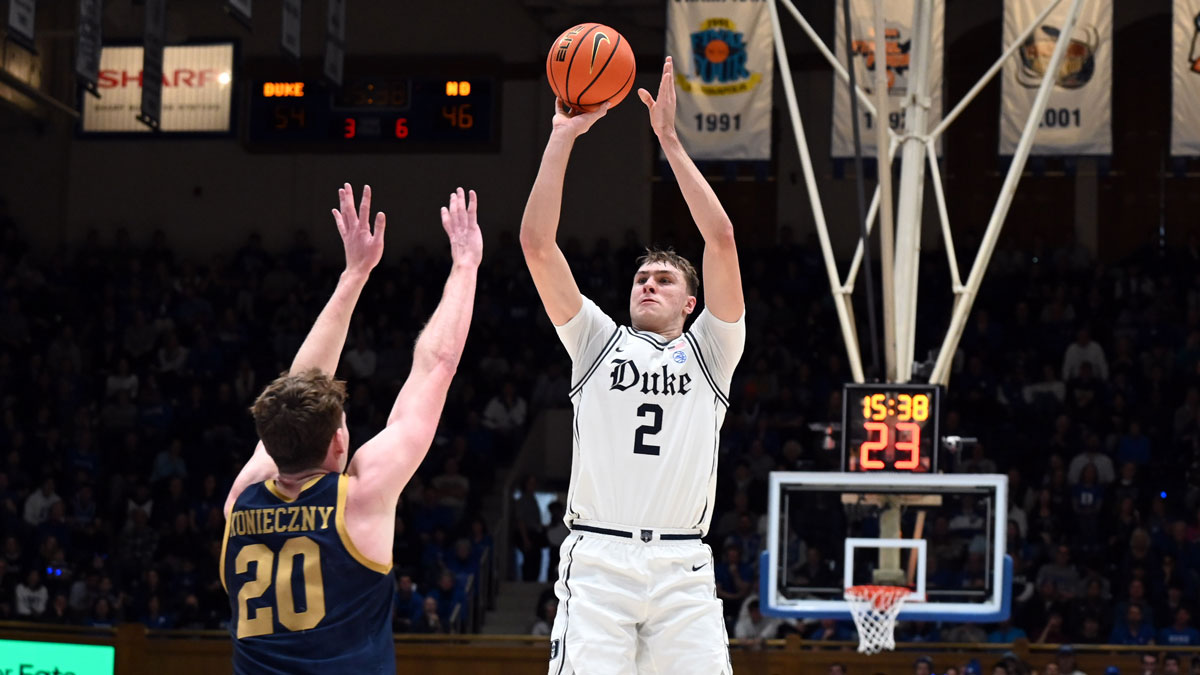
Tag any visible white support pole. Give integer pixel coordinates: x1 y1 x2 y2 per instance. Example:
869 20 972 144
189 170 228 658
871 0 898 382
930 0 1085 386
777 0 896 145
928 0 1065 140
844 137 899 291
769 0 865 383
925 138 963 291
890 0 936 382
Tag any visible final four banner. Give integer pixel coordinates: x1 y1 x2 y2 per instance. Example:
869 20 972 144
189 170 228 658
1171 0 1200 156
999 0 1112 155
831 0 944 158
666 0 773 161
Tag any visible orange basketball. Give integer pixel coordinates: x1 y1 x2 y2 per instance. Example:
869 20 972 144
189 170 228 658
546 23 636 113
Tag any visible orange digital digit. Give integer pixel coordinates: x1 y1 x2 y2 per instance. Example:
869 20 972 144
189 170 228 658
860 422 888 470
896 394 912 421
912 395 929 421
894 422 921 470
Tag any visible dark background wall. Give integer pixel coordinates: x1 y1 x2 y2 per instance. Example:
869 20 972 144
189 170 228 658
0 0 1197 263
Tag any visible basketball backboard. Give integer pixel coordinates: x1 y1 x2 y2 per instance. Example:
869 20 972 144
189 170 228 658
760 472 1011 622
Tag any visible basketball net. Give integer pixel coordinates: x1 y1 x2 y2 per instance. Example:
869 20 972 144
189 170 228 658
844 585 913 654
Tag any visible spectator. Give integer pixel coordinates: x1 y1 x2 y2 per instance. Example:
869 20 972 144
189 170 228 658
22 477 61 528
413 596 446 634
149 439 187 484
1159 607 1200 646
512 475 546 582
1109 604 1155 645
431 458 470 519
427 570 465 630
1163 655 1182 675
531 598 556 636
343 334 377 380
1062 327 1108 380
988 619 1028 643
42 593 70 624
715 545 752 617
1037 545 1082 598
1056 645 1087 675
734 595 794 641
482 382 527 434
1067 435 1115 485
15 569 48 618
393 573 423 633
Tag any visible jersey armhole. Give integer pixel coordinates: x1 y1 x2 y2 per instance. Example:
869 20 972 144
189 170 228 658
336 474 393 575
219 512 232 594
568 327 621 398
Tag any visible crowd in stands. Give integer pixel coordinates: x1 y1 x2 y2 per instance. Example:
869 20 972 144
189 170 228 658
0 216 510 633
5 197 1200 651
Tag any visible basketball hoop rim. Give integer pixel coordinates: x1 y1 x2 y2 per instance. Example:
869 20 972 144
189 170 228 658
845 584 915 612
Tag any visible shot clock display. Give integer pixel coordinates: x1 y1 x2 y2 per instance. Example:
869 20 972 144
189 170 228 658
841 383 941 473
247 74 497 151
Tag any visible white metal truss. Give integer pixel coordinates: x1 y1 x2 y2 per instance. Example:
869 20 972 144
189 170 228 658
768 0 1085 386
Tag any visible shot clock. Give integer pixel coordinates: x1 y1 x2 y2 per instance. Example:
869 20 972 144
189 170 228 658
841 383 941 473
247 74 497 151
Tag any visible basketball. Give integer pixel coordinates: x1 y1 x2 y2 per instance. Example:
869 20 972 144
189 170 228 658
546 23 636 113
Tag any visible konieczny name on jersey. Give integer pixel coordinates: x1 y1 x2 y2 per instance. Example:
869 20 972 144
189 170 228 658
228 505 334 537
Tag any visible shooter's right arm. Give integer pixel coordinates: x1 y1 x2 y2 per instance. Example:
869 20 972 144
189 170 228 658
520 101 608 326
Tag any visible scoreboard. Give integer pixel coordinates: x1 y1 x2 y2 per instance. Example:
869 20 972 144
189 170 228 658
247 74 498 151
841 383 941 473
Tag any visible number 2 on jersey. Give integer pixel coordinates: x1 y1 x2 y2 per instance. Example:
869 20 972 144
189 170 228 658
633 403 663 455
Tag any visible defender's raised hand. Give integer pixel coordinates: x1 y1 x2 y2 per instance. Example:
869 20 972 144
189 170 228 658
331 183 386 276
440 187 483 268
638 56 677 139
551 98 609 139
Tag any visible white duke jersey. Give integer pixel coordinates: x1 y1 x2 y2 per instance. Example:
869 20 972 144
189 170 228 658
555 296 745 535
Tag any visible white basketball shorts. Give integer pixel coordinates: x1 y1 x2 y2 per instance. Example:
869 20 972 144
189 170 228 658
546 523 732 675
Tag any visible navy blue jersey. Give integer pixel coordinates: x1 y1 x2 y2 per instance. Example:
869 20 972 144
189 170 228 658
222 473 394 674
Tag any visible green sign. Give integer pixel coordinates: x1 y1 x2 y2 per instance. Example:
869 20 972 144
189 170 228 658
0 639 115 675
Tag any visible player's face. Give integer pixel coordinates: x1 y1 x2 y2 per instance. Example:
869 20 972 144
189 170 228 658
629 263 696 334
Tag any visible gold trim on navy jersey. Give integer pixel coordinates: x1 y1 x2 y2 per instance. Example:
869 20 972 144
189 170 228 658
220 511 232 593
335 474 393 574
264 474 324 503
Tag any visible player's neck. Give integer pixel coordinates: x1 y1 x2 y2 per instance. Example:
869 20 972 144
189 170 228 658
630 321 683 341
274 468 328 494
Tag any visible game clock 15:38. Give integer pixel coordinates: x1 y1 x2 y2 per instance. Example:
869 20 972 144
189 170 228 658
841 384 941 473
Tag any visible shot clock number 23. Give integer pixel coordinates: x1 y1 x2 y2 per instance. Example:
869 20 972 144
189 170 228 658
841 384 941 473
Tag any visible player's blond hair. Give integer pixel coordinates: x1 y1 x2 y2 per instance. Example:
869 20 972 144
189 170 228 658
637 247 699 297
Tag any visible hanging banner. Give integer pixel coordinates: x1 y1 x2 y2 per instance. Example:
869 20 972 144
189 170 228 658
323 0 345 86
1172 0 1200 156
138 0 167 130
831 0 944 158
665 0 773 160
999 0 1112 155
327 0 345 43
7 0 36 52
76 0 103 95
281 0 301 60
226 0 251 28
